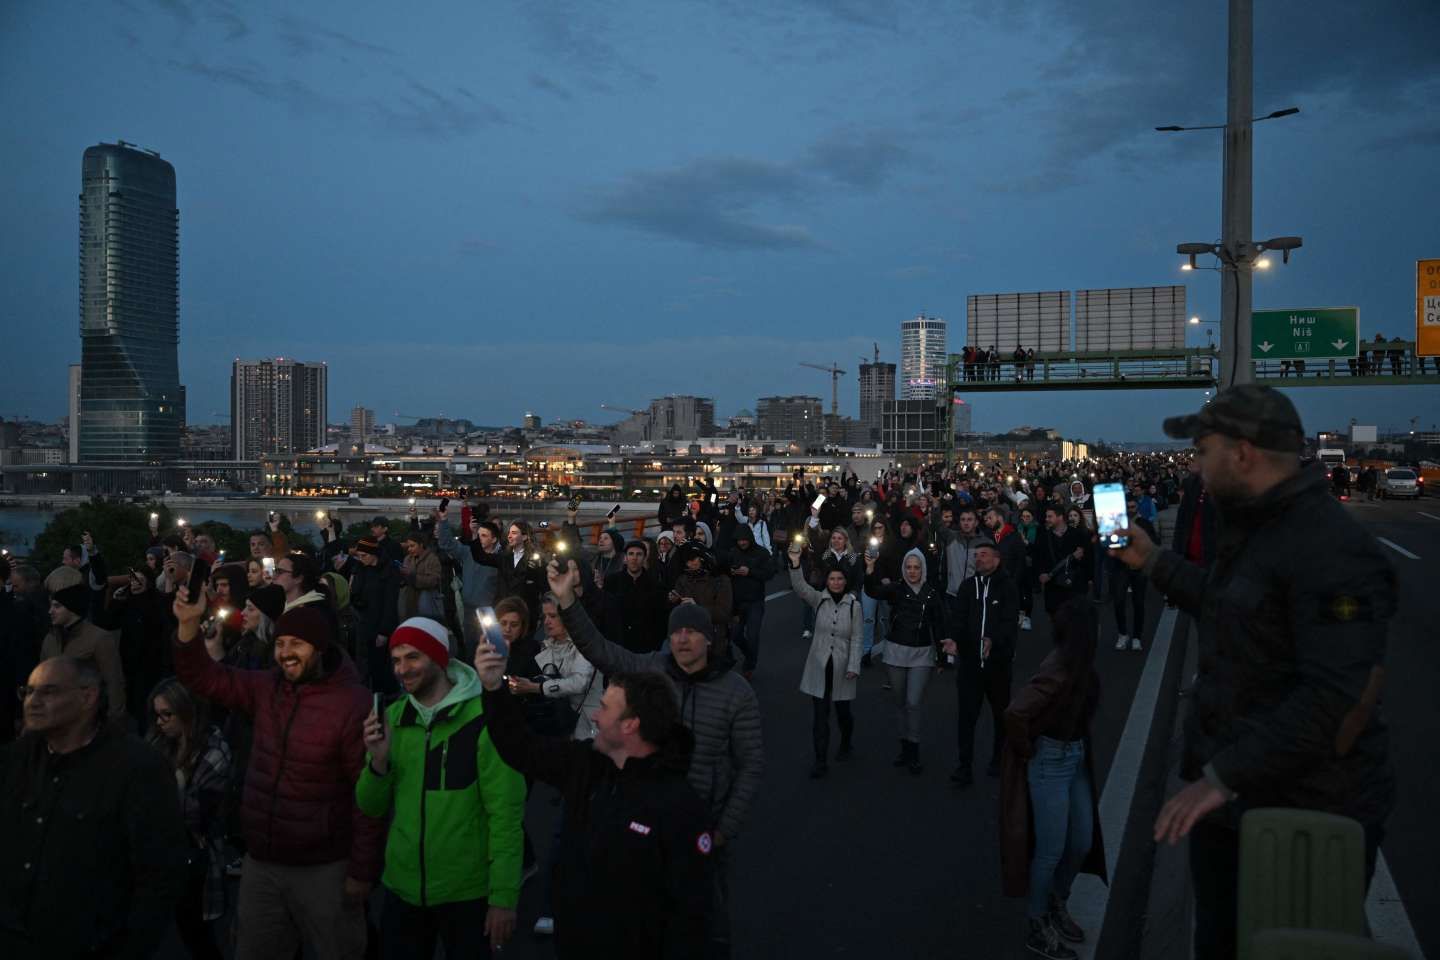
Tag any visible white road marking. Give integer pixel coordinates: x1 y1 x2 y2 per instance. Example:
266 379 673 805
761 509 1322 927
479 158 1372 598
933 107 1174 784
1066 606 1178 957
1377 537 1421 560
1417 511 1440 522
1366 852 1425 958
765 589 792 602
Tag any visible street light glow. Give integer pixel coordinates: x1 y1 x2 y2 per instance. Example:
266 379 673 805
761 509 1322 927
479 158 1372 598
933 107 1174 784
1180 263 1194 271
1189 316 1200 324
1255 257 1272 269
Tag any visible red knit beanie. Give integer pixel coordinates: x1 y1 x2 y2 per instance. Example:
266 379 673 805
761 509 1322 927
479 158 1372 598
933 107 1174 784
388 617 451 669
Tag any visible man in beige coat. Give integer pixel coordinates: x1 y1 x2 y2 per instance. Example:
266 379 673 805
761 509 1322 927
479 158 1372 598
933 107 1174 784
40 566 126 719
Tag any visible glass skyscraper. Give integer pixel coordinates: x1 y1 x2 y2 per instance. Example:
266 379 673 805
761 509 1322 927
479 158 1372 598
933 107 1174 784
900 314 947 400
78 142 181 463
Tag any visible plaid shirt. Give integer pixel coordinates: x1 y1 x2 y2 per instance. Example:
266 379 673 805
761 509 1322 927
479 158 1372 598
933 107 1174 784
182 726 234 921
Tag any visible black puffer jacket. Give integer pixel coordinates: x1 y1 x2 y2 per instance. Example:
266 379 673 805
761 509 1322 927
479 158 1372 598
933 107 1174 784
1147 465 1397 825
863 549 949 651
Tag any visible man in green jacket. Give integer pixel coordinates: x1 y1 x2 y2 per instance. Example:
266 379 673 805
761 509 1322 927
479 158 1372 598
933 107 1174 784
358 616 525 956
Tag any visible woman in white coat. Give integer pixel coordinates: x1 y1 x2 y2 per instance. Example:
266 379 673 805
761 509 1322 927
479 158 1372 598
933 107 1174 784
787 539 864 778
508 593 603 740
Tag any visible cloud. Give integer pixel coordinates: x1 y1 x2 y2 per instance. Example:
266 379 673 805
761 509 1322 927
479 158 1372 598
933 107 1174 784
150 0 195 26
275 16 396 57
529 73 574 101
369 81 508 138
579 129 909 250
804 131 908 189
978 0 1440 191
514 1 654 87
457 238 500 256
1365 125 1440 152
167 58 331 110
580 157 817 250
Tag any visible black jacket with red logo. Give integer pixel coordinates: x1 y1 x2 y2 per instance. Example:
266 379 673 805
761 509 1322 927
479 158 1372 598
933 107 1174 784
482 684 713 957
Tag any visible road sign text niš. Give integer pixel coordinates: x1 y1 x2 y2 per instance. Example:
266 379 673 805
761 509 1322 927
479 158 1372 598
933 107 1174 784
1251 307 1359 361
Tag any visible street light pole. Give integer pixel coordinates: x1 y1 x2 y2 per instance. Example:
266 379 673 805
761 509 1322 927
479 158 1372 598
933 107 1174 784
1221 0 1255 386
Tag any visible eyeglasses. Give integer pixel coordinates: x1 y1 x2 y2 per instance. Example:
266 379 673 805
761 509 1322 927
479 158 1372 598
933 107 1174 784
274 566 294 576
17 684 80 701
153 709 177 721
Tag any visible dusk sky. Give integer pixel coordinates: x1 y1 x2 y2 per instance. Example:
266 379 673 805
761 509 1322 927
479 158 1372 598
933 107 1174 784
2 1 1436 441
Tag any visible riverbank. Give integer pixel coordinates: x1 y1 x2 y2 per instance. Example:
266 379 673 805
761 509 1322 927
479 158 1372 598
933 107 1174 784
0 495 657 555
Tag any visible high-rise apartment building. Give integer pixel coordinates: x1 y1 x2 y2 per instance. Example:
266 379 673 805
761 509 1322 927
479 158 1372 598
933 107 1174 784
350 406 375 445
900 315 947 400
858 359 896 439
78 142 181 463
756 395 823 443
231 359 328 460
648 396 716 441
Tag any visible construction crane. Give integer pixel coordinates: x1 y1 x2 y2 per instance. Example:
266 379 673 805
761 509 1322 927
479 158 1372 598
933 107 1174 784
859 343 883 367
798 362 847 418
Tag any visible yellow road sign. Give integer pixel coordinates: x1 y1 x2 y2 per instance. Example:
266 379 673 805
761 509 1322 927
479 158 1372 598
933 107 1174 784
1419 259 1440 357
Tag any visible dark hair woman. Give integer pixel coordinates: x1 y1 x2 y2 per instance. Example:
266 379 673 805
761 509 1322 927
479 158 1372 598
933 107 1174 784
146 678 233 960
999 599 1105 959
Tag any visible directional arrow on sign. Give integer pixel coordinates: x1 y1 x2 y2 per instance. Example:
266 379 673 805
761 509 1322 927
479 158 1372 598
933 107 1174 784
1257 341 1274 353
1332 339 1349 350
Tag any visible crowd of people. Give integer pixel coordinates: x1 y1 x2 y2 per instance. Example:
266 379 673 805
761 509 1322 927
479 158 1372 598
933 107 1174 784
0 384 1401 960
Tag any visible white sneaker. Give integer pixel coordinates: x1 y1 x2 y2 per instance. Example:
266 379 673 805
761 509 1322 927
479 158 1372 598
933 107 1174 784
1131 637 1142 651
801 629 812 639
1021 615 1032 632
534 916 555 936
1115 634 1129 650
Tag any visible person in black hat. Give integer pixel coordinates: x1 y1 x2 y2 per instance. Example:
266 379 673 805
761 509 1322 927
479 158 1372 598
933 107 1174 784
348 538 401 694
1113 384 1398 960
368 516 405 571
671 541 733 656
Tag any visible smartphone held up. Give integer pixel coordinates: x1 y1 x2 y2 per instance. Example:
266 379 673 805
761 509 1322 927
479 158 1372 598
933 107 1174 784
1093 482 1129 549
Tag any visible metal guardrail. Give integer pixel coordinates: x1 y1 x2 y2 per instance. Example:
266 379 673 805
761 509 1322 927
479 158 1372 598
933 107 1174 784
946 347 1218 392
1252 342 1439 386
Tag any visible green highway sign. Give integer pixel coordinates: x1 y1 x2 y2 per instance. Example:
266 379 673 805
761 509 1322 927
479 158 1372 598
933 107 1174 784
1251 307 1359 361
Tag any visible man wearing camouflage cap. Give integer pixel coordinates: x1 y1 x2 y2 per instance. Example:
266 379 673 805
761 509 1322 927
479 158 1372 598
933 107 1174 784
1113 385 1397 960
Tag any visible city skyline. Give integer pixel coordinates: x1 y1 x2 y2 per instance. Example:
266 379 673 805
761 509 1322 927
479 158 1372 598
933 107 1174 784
2 2 1436 441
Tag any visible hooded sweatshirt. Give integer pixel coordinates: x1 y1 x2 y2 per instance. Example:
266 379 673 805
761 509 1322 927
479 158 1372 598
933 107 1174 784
863 548 948 666
355 660 526 908
942 527 987 596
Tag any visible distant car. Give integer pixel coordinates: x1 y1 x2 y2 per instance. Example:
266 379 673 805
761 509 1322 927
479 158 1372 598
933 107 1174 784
1377 468 1422 499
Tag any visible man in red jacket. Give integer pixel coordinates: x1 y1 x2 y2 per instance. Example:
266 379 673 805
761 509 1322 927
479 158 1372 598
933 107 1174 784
173 586 383 960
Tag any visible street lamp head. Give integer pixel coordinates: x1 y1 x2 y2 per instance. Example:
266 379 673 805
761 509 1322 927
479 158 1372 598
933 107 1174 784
1260 235 1303 264
1255 257 1272 270
1263 107 1300 120
1180 262 1194 271
1177 242 1213 272
1155 125 1186 132
1189 316 1200 324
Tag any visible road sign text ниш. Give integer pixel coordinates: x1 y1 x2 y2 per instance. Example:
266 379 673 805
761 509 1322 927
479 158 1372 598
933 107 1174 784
1251 307 1359 360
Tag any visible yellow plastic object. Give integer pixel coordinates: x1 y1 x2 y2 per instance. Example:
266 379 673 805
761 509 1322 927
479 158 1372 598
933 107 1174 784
1237 809 1368 960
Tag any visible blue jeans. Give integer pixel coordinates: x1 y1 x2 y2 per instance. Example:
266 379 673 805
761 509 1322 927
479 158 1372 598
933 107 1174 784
1026 736 1094 918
